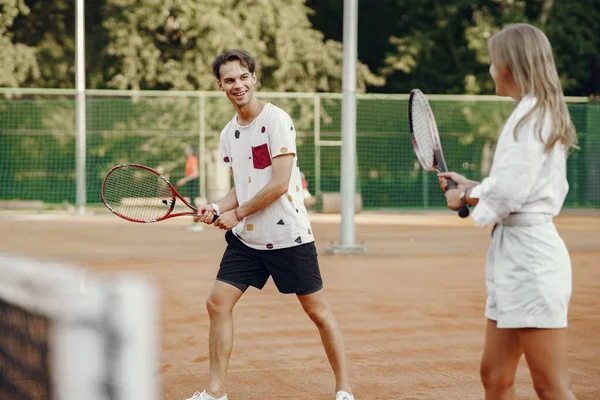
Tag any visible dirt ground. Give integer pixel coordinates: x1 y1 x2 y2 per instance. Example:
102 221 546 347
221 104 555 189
1 211 599 400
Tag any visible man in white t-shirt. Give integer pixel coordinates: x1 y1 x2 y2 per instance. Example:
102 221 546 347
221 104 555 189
186 50 355 400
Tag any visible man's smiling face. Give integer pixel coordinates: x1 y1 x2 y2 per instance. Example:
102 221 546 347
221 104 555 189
217 60 257 108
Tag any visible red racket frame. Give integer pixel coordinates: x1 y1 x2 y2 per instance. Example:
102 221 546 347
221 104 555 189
102 163 211 223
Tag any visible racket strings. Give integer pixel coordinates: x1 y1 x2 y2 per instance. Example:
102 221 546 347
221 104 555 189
410 98 436 170
103 167 174 222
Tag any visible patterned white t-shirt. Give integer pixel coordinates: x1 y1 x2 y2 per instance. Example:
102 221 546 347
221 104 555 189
219 103 314 250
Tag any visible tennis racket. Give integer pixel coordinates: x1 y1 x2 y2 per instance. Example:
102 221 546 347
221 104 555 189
408 89 470 218
101 163 218 223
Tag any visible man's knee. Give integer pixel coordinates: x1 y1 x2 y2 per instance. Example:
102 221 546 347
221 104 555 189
206 291 236 318
303 301 333 328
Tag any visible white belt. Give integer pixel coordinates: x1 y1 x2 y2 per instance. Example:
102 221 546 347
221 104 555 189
501 213 553 227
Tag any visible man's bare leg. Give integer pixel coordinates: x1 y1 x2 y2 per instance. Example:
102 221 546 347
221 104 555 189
205 281 244 398
297 289 352 394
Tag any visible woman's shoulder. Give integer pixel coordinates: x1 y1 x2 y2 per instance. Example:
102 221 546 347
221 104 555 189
514 95 538 115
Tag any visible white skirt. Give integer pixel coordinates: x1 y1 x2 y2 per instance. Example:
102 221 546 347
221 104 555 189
485 213 572 328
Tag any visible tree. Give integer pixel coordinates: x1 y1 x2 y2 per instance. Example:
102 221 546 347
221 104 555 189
308 0 600 97
0 0 39 87
101 0 382 92
4 0 81 88
4 0 384 92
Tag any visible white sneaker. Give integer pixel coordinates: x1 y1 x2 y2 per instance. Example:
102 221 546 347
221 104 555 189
185 390 228 400
336 391 355 400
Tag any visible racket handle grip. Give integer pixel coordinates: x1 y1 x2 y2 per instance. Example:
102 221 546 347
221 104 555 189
212 214 219 223
446 178 470 219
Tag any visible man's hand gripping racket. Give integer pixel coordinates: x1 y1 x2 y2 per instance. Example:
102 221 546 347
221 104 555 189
102 163 219 223
408 89 470 218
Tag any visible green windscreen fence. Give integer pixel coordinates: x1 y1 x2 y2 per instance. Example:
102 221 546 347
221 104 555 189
0 91 598 209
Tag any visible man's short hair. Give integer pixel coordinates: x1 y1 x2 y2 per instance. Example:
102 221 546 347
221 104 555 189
212 49 256 80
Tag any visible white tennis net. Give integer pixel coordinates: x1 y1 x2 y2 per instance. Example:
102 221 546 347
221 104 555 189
0 254 158 400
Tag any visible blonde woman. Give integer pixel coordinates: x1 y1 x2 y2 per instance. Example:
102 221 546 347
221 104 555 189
438 24 578 400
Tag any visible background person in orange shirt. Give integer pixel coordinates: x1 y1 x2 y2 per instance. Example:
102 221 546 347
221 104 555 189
176 144 202 232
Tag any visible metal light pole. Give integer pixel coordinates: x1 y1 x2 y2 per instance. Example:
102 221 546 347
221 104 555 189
75 0 87 215
325 0 366 254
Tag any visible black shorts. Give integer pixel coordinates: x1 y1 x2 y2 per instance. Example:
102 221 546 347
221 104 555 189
217 230 323 295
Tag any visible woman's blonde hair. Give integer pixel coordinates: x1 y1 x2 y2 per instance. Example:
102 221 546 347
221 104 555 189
488 23 577 151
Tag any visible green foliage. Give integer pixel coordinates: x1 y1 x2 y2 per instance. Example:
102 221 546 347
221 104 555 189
2 0 383 92
0 0 39 86
5 0 598 97
100 0 382 92
2 0 76 88
307 0 600 97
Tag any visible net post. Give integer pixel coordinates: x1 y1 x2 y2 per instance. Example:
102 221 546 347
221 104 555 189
108 276 159 400
51 287 105 400
325 0 366 255
75 0 86 215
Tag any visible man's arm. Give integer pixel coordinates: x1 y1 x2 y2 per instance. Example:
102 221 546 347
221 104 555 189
214 187 239 213
237 154 293 218
214 154 294 230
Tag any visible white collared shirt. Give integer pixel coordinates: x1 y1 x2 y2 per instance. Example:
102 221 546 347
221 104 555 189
469 96 569 227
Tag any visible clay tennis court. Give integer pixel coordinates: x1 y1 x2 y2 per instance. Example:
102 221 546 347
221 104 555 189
1 211 599 399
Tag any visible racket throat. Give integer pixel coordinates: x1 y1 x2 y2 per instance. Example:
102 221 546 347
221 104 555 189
433 148 448 172
168 197 177 213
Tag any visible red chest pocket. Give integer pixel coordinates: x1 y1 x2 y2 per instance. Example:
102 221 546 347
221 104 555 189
251 143 272 169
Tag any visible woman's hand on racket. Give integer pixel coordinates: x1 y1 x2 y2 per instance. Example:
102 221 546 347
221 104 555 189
214 210 240 231
194 204 217 224
444 189 466 211
437 172 471 192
